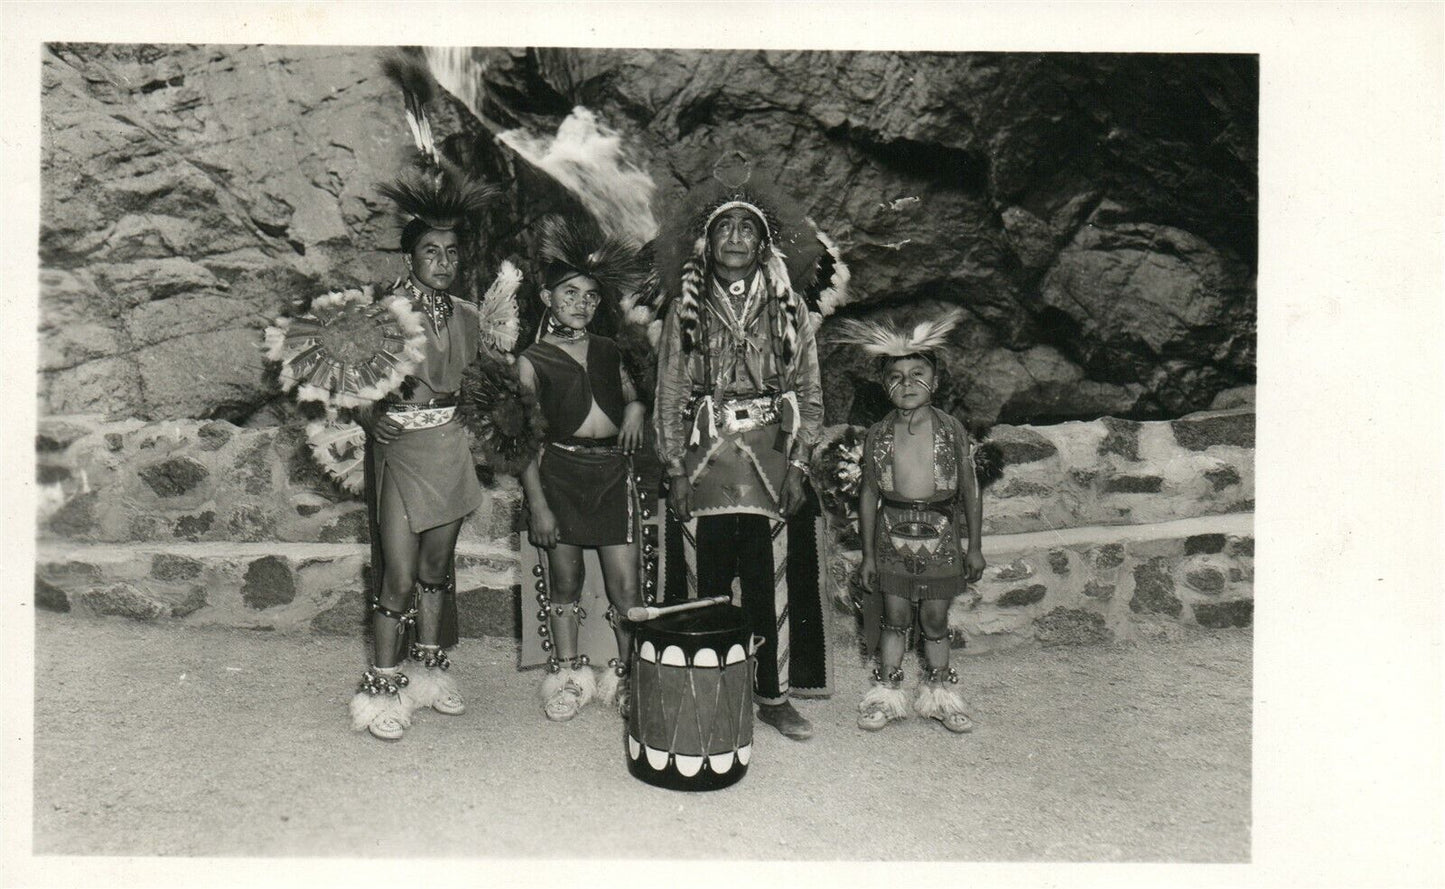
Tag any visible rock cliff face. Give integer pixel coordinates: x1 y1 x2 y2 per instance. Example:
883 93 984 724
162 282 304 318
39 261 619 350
40 44 415 421
40 45 1255 427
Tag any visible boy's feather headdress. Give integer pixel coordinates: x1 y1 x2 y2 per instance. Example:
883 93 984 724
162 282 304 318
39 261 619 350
830 307 966 361
535 213 646 302
376 161 499 232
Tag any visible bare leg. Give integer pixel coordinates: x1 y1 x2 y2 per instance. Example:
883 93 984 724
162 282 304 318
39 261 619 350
374 471 420 668
406 517 466 716
596 542 641 714
351 470 420 739
597 542 641 662
878 593 913 676
918 598 952 674
416 517 463 645
915 597 972 733
538 543 594 721
545 544 585 663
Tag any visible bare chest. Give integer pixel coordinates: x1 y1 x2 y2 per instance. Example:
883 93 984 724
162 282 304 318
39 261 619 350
891 419 937 499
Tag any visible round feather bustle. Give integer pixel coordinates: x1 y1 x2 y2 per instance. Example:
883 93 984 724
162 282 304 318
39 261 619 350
305 416 368 496
263 287 427 409
459 352 547 477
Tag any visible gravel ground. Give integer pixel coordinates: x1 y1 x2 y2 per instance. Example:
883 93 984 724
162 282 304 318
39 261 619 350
31 613 1250 862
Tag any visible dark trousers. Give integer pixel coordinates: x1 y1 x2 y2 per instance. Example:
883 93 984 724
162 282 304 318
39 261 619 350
693 513 786 704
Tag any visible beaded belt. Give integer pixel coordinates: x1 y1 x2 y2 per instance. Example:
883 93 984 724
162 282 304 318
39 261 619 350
880 495 955 517
385 400 458 430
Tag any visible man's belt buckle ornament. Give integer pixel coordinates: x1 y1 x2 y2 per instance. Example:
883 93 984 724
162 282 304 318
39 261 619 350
720 395 779 434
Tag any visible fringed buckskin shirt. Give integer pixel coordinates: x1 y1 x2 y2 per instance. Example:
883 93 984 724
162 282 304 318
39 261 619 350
654 275 824 479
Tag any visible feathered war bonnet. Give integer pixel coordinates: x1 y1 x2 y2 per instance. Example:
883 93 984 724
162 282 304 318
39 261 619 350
653 151 850 367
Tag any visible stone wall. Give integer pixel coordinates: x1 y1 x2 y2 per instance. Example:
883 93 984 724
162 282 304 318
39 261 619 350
36 408 1253 650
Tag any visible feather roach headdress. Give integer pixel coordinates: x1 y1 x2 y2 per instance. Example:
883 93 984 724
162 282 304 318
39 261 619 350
649 151 852 361
377 161 499 238
377 50 499 247
830 307 967 369
535 213 646 302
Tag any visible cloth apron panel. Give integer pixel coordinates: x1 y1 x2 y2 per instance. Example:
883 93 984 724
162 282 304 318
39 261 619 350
685 423 789 516
371 421 484 534
539 446 634 547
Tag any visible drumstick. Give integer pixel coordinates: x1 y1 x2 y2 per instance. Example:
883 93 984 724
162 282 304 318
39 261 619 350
626 596 731 623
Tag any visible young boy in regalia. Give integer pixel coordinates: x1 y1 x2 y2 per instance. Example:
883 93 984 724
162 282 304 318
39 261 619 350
516 214 649 721
835 309 986 734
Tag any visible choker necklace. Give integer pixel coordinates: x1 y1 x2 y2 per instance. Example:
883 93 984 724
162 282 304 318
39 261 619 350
727 279 747 297
545 314 586 341
404 280 453 335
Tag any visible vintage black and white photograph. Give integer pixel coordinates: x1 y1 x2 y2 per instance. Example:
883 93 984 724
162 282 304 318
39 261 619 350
4 3 1441 888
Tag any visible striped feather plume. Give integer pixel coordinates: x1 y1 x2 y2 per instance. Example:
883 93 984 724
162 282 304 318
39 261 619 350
380 49 437 162
676 238 706 353
807 227 852 317
830 307 966 359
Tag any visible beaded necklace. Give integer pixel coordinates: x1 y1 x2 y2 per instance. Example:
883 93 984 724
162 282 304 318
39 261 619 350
404 279 454 336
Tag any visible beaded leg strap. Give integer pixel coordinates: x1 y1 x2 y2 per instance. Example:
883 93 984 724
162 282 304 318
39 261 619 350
371 599 418 632
416 577 451 597
922 666 960 684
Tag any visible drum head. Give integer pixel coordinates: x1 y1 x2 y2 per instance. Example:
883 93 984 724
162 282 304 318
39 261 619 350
641 603 748 646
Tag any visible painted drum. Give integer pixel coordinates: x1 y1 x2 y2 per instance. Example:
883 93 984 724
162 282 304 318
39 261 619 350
627 603 754 791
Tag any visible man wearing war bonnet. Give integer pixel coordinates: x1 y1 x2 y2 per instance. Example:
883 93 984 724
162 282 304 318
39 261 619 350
653 153 835 740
